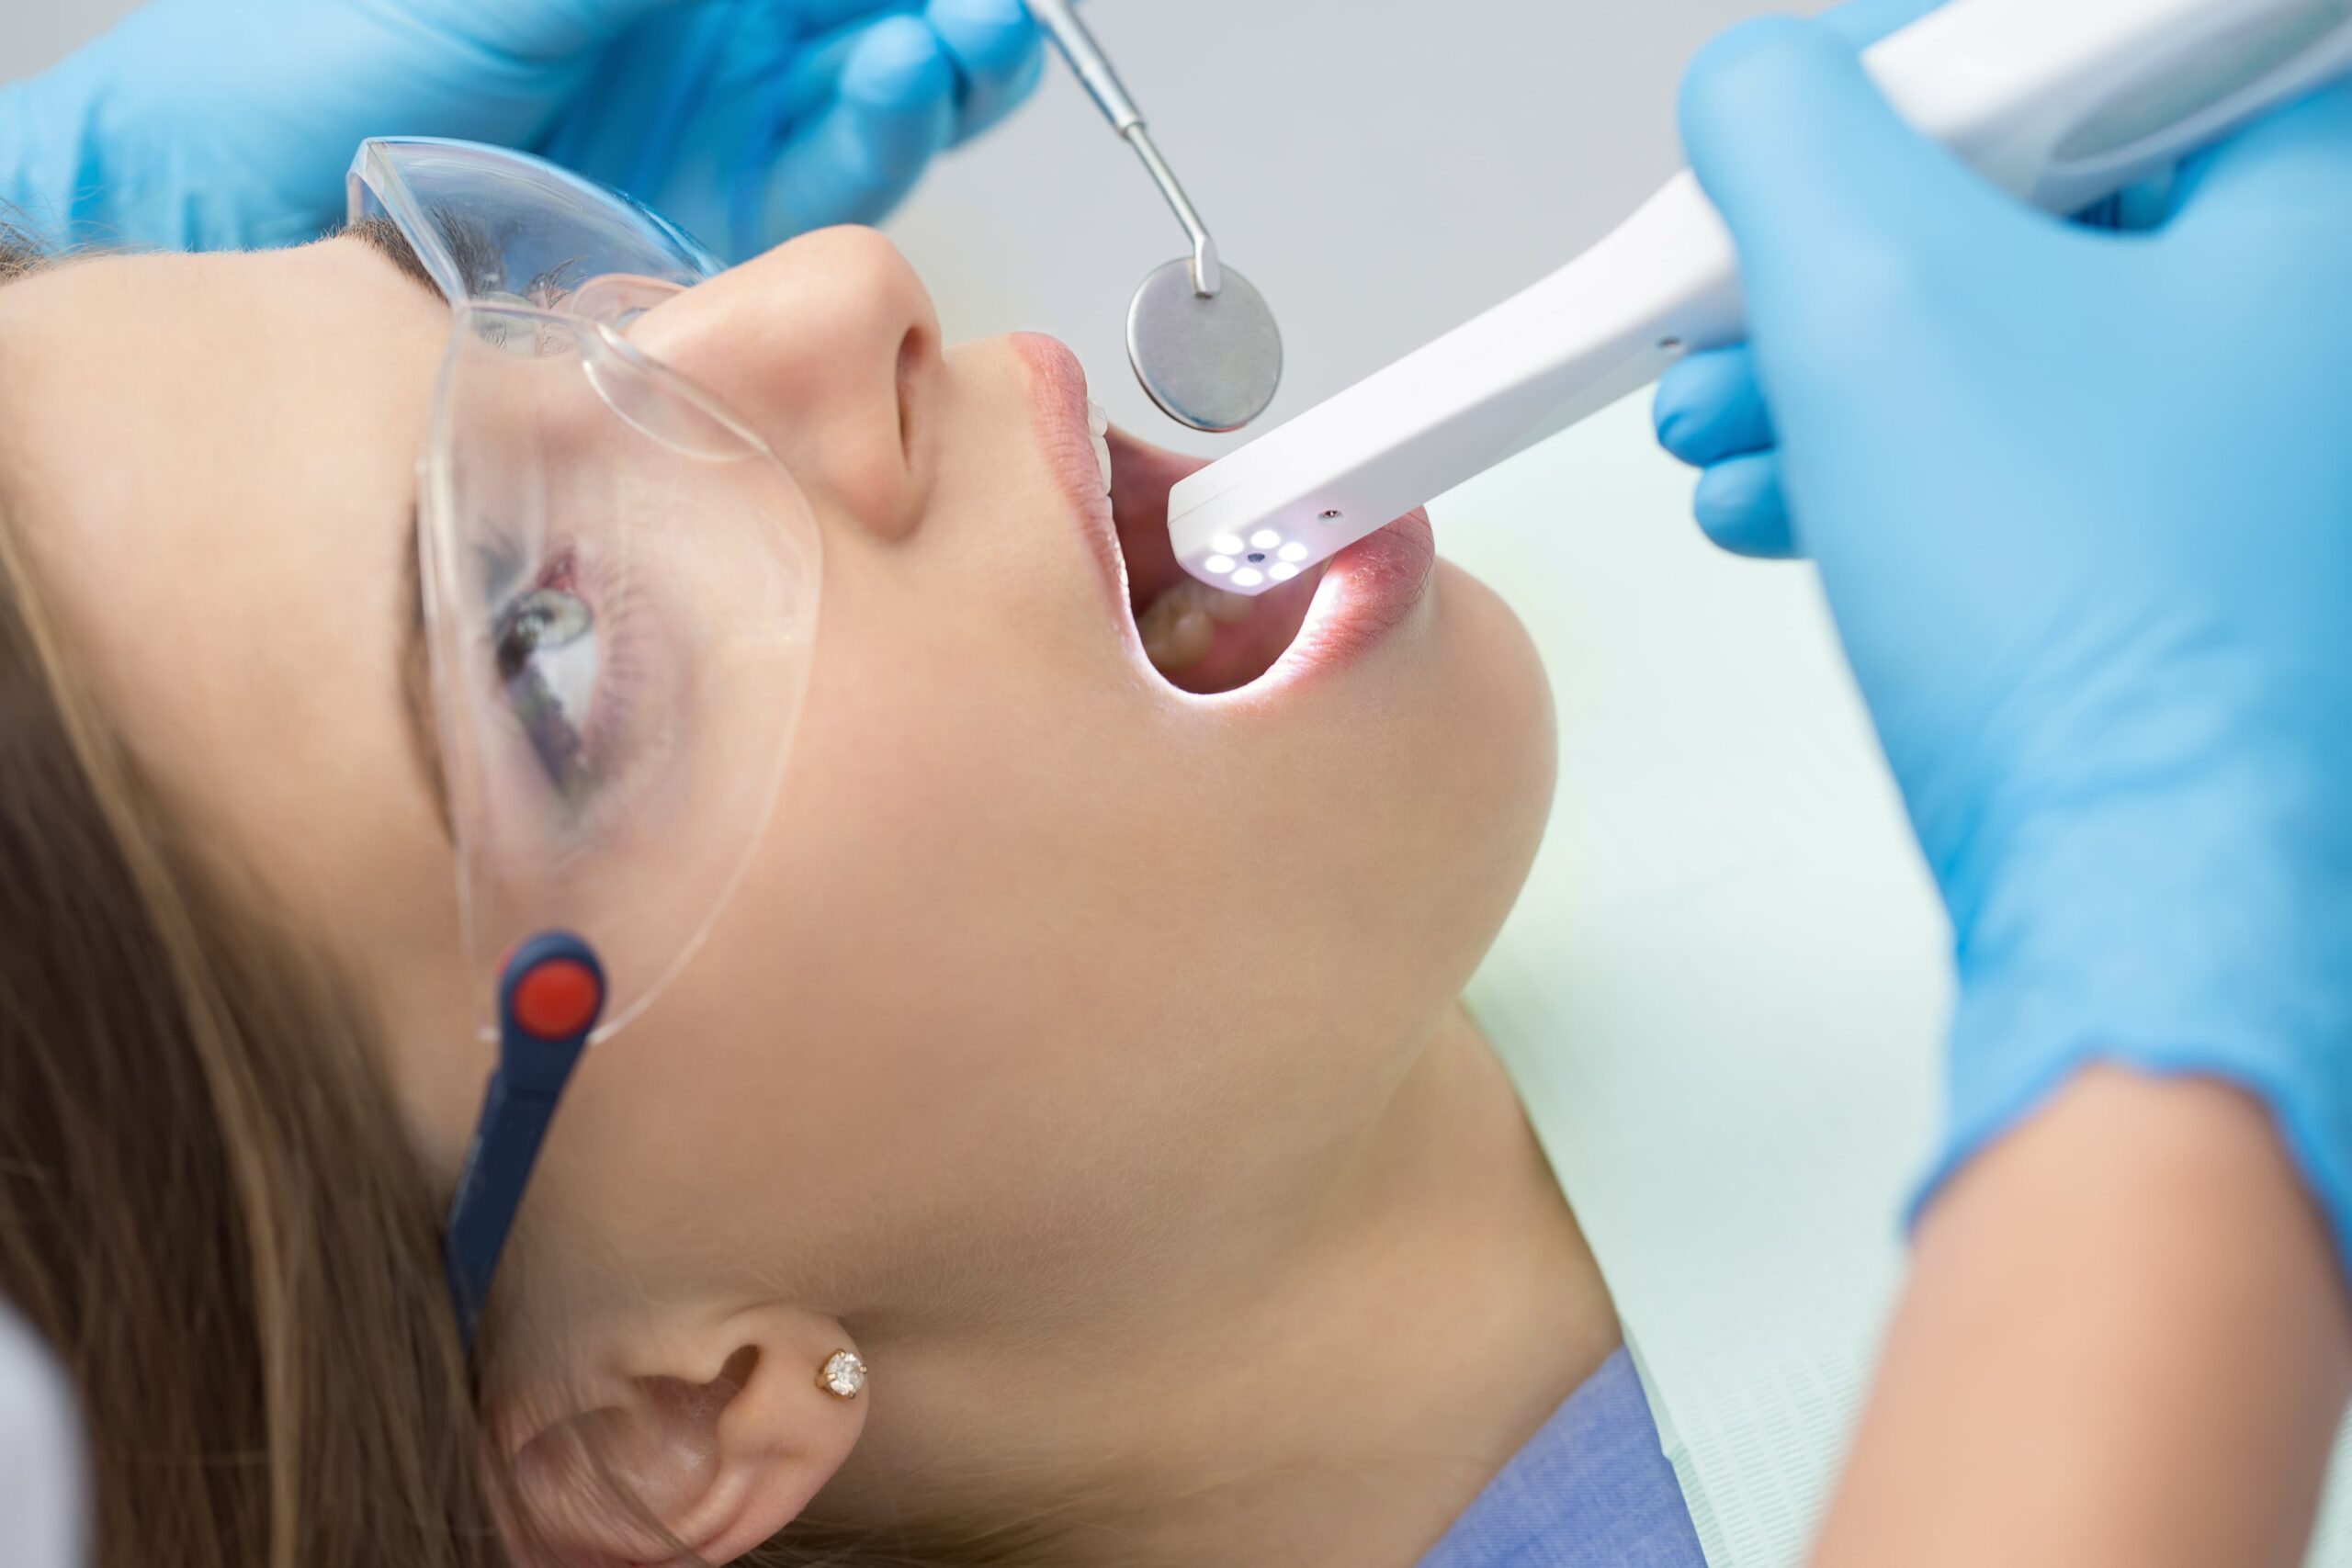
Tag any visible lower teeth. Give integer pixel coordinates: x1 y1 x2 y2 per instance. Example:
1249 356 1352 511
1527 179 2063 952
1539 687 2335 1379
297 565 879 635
1138 579 1254 673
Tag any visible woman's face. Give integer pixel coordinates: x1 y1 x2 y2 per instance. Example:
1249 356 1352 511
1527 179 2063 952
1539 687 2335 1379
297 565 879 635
0 229 1554 1333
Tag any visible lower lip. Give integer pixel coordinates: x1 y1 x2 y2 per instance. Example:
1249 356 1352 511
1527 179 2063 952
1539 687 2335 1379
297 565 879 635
1268 508 1437 683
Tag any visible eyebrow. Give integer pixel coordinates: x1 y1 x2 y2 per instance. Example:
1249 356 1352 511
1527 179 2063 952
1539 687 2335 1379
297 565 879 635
346 216 446 303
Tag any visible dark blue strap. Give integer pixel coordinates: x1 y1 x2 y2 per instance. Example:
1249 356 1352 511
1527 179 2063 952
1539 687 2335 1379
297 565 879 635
443 931 604 1353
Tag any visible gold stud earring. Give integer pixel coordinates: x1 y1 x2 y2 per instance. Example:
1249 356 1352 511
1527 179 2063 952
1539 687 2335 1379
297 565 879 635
816 1349 867 1400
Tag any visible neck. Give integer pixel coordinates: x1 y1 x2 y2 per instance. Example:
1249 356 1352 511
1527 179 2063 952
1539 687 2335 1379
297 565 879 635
829 1006 1617 1568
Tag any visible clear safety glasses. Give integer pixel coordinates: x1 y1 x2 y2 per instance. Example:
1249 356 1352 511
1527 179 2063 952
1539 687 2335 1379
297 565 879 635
347 140 823 1347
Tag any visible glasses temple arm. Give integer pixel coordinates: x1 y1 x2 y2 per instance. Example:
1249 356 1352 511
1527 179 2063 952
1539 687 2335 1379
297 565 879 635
443 931 605 1355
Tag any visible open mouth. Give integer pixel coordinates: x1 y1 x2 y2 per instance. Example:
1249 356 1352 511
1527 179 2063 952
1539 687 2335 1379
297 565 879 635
1017 333 1432 696
1104 426 1326 694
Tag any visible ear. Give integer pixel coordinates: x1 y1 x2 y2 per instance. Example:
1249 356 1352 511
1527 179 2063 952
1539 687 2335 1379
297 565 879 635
499 1307 867 1566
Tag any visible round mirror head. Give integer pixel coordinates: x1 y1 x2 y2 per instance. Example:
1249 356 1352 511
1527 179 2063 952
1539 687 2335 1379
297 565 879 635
1126 259 1283 434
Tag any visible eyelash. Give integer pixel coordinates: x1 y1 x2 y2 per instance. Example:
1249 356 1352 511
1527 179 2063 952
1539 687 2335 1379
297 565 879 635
483 535 651 819
551 547 647 773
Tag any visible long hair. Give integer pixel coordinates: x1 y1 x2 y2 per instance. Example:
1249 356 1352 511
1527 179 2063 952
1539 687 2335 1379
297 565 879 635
0 231 501 1566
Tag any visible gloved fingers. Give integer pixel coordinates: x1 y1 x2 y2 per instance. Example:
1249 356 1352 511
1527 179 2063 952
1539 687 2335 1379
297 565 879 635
926 0 1046 145
2161 80 2352 250
1656 0 1918 568
755 13 958 235
1655 346 1774 468
762 14 889 130
1655 339 1791 559
1814 0 1946 49
755 0 1040 148
1678 19 2030 347
1691 453 1800 560
730 0 1036 243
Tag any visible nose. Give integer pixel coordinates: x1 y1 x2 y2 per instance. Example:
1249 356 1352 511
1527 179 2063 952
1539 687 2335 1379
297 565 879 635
628 228 943 539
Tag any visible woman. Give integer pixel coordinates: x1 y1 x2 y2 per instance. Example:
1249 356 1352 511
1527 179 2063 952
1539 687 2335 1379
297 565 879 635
1 6 1675 1564
18 5 2352 1568
0 142 1669 1559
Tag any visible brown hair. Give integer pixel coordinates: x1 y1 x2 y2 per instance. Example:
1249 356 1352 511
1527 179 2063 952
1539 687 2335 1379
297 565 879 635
0 236 1057 1568
0 232 507 1568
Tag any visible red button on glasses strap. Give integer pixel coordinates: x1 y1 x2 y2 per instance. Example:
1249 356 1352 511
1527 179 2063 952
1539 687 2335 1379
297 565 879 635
512 959 604 1042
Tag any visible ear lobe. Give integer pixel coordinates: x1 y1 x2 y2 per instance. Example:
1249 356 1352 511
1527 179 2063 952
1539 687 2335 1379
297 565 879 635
502 1310 867 1566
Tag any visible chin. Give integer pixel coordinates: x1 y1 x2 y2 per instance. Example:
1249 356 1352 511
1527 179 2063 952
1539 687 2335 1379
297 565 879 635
1250 557 1555 1025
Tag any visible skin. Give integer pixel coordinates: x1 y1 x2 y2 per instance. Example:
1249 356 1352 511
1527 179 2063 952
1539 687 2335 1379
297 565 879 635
0 232 1613 1564
1814 1070 2352 1568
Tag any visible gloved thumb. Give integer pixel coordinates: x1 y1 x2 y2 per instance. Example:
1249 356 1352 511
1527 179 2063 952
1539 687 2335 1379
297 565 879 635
1677 17 2020 332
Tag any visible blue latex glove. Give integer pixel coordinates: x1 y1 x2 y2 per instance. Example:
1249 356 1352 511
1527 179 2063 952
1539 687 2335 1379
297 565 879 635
0 0 1043 258
1662 19 2352 1263
1653 0 2169 558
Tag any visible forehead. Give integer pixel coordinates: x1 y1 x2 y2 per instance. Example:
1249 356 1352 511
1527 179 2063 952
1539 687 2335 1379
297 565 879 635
0 242 454 951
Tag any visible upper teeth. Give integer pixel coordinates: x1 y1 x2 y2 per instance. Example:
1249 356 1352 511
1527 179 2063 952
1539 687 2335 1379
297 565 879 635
1087 400 1113 494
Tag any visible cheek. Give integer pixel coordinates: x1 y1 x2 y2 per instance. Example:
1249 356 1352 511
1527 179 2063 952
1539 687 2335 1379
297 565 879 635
560 555 1559 1264
685 558 1555 1090
600 641 1211 1265
652 571 1148 1064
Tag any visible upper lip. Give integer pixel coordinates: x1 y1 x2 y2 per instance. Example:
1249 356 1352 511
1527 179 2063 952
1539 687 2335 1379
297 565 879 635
1014 333 1219 627
1015 333 1132 605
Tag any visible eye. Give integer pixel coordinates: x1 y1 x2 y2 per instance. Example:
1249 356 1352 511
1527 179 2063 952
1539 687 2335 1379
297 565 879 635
495 584 599 792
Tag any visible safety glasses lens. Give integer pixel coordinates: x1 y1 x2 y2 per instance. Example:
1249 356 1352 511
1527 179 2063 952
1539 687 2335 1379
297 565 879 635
423 308 820 1040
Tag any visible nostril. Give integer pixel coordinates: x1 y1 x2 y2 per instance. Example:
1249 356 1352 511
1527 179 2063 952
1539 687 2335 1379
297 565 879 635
896 326 927 466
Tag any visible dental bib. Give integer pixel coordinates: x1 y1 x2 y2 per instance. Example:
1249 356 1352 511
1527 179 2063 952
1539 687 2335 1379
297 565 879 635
1449 397 2352 1568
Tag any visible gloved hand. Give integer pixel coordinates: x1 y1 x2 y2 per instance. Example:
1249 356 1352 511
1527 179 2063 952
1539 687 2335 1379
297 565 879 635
1661 18 2352 1266
1653 0 2177 558
1653 0 1941 559
0 0 1042 257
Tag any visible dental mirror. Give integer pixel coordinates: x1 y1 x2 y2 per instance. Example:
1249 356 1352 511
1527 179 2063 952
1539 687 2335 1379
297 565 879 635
1029 0 1284 434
